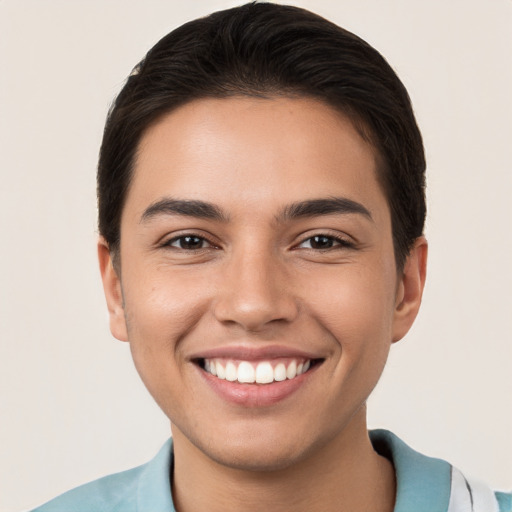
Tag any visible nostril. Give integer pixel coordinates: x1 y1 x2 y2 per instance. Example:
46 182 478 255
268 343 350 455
213 297 299 332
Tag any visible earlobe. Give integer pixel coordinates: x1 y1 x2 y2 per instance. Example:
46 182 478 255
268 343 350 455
392 236 428 343
98 237 128 342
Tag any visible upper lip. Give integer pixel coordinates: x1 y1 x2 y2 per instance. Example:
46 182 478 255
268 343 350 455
189 344 325 362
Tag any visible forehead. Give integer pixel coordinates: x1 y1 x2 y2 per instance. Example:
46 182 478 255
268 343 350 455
125 96 388 223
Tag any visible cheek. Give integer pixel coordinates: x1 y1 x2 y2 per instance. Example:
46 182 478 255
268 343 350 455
308 265 396 338
304 263 397 392
123 264 210 338
121 269 211 390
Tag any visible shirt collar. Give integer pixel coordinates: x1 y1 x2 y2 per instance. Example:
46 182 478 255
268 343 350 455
141 431 452 512
370 429 452 512
136 438 176 512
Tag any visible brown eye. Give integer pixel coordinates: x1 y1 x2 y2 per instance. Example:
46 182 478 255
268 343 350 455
309 235 335 249
298 235 353 250
168 235 209 250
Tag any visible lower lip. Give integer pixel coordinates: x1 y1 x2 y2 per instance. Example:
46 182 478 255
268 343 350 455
198 365 318 407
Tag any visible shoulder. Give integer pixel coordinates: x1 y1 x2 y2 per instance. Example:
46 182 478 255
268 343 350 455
449 466 511 512
495 491 512 512
29 465 143 512
369 429 511 512
29 439 174 512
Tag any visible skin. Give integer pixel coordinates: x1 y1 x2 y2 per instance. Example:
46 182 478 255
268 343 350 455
99 96 427 512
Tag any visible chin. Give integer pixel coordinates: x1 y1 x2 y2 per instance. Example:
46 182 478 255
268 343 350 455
202 440 310 473
178 417 335 473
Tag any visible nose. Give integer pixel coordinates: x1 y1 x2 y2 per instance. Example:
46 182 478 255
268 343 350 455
213 245 299 332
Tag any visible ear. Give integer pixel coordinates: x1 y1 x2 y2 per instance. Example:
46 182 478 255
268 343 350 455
392 236 428 343
98 237 128 342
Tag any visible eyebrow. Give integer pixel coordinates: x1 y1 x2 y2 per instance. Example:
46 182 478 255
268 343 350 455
141 198 229 223
278 197 372 222
140 196 372 224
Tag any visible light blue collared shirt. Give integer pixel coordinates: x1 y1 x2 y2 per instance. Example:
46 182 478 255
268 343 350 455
30 430 511 512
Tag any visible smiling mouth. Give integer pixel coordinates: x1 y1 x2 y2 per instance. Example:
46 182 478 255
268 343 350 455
198 358 323 384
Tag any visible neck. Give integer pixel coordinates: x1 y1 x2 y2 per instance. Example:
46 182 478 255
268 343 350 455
171 409 396 512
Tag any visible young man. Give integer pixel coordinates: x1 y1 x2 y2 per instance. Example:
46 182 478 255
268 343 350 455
31 3 510 512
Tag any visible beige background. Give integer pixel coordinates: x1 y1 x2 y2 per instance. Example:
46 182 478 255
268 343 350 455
1 1 511 510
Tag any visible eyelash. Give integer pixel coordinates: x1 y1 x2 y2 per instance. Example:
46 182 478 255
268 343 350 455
164 234 217 251
295 234 355 251
163 233 354 252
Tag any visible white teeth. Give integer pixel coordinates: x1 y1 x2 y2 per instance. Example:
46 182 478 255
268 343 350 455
225 362 237 382
237 361 255 383
255 362 274 384
204 358 313 384
286 360 297 379
216 361 226 379
274 363 287 381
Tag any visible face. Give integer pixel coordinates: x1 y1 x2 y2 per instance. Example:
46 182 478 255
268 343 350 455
99 96 426 471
